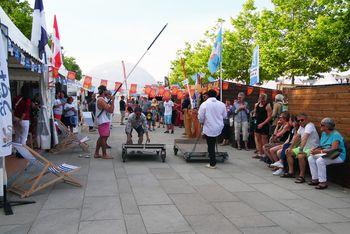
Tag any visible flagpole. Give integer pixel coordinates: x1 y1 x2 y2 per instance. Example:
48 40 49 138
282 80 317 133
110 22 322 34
220 24 223 102
122 60 128 99
97 23 168 118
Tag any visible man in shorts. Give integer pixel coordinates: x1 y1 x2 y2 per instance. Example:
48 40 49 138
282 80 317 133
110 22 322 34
283 113 320 183
125 107 150 144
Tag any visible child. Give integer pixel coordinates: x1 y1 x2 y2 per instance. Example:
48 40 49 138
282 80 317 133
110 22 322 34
150 105 157 131
146 108 153 131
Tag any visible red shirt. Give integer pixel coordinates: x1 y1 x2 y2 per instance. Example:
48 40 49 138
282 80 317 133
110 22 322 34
14 96 31 120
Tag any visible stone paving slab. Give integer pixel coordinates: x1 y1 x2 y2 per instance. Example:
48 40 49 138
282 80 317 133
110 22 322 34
42 188 84 210
124 214 147 234
81 196 123 221
263 210 332 233
170 193 218 215
185 214 241 234
78 220 126 234
139 205 192 233
159 178 197 194
29 208 80 234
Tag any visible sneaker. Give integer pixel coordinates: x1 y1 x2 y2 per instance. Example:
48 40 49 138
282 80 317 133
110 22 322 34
273 168 284 176
206 164 216 169
171 130 174 134
164 131 169 133
271 161 283 168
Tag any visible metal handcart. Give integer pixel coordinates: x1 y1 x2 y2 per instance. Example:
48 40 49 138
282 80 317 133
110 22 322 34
121 144 166 162
173 137 228 162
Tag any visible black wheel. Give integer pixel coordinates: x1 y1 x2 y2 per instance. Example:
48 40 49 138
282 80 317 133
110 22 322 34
161 150 166 162
122 149 127 162
173 146 178 155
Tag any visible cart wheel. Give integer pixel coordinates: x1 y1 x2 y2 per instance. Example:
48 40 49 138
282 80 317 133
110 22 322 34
161 150 166 162
122 149 127 163
173 146 178 156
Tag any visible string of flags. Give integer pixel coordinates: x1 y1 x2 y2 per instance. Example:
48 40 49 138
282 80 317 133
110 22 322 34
8 39 44 74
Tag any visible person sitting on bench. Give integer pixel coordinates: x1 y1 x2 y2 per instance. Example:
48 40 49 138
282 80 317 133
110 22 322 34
125 107 150 144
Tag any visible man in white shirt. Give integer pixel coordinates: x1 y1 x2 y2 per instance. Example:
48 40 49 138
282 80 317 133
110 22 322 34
283 113 320 183
164 97 174 134
198 89 226 169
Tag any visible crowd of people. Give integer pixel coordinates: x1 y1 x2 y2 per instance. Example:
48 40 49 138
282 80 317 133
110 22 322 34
91 85 347 189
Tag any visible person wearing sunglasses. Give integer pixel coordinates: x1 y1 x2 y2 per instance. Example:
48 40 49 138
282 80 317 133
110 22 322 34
307 118 346 189
282 113 320 183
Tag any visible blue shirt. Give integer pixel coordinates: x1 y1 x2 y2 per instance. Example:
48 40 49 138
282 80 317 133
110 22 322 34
233 101 249 123
320 131 347 161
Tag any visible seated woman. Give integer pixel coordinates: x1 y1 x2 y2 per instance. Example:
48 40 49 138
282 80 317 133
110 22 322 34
307 117 347 189
263 111 291 164
270 115 299 176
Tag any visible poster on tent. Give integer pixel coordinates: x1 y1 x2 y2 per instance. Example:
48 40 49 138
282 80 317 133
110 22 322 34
0 33 13 196
0 35 12 158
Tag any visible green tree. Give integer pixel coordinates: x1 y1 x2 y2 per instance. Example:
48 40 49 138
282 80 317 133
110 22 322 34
0 0 33 39
63 56 82 80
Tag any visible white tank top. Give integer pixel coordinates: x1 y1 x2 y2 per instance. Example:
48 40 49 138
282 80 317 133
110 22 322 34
96 97 111 125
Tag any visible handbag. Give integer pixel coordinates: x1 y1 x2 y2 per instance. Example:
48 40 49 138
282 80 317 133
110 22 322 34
322 148 341 160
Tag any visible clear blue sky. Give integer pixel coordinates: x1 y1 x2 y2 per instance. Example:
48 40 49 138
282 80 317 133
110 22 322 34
29 0 273 81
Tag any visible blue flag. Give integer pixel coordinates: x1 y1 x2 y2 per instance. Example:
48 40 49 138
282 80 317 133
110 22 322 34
250 45 259 86
208 27 223 75
31 0 48 60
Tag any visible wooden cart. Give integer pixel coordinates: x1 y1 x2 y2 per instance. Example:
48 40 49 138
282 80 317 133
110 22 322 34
173 138 229 162
121 144 166 162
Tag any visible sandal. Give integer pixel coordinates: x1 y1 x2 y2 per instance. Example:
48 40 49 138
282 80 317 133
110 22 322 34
280 172 295 178
308 180 319 186
315 183 328 189
295 177 305 183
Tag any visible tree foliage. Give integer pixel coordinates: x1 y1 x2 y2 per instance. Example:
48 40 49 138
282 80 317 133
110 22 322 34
0 0 33 39
169 0 350 84
63 56 82 81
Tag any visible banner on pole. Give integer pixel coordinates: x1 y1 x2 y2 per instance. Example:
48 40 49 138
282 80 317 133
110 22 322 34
129 84 137 94
67 71 76 81
249 45 259 86
115 82 122 91
83 76 92 89
0 36 13 157
100 79 108 87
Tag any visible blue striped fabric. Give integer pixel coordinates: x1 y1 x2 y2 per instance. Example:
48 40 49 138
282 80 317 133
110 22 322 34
48 164 76 174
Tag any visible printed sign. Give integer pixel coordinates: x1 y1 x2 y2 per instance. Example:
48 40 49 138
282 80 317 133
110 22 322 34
0 36 12 157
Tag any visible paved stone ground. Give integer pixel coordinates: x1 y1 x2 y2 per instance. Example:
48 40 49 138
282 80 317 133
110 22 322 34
1 117 350 234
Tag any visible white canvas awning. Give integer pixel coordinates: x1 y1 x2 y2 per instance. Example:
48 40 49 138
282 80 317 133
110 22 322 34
0 6 42 61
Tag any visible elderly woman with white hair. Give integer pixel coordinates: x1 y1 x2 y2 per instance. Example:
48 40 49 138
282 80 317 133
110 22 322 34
308 117 347 189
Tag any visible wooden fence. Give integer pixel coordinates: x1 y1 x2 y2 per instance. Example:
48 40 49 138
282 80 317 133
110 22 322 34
285 84 350 142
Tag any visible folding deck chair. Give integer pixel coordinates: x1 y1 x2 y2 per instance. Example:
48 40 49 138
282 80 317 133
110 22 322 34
50 119 90 154
8 143 82 198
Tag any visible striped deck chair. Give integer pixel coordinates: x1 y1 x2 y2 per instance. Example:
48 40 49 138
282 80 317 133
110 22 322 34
50 119 90 154
8 143 82 198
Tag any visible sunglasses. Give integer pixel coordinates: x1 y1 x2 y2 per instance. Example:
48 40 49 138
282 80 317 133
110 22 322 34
297 119 305 123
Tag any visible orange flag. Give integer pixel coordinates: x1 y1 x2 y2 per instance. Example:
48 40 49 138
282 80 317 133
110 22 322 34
149 88 156 98
246 86 254 96
100 79 108 87
158 85 165 96
144 85 152 94
129 84 137 94
115 82 122 91
163 90 171 99
171 85 179 96
83 76 92 89
67 71 76 81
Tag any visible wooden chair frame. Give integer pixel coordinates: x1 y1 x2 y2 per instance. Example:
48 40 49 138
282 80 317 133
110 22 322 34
8 143 82 198
50 119 89 154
